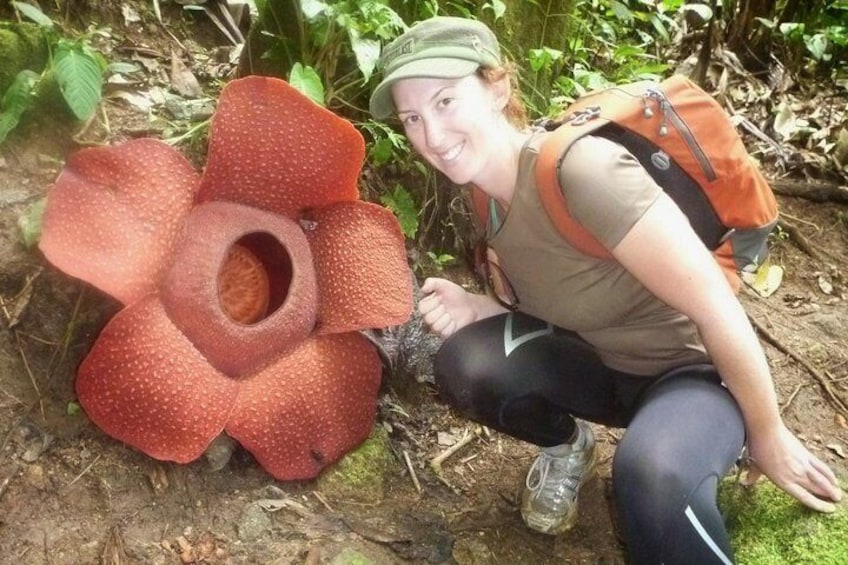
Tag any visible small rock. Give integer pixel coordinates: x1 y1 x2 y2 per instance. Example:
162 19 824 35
237 501 272 542
204 433 238 471
23 464 49 490
452 537 493 565
329 547 375 565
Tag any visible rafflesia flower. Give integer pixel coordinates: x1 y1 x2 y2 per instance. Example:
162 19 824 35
39 76 413 480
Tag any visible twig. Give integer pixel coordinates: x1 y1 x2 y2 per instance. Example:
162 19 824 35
152 0 162 22
14 332 44 418
778 219 822 261
779 383 805 414
312 490 334 513
430 426 479 475
749 313 848 418
0 385 24 407
0 468 16 501
48 287 85 382
65 454 101 490
402 450 421 493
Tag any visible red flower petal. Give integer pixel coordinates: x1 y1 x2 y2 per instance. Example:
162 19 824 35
306 201 412 334
159 202 318 377
40 139 198 305
225 332 381 480
77 296 237 463
197 76 364 216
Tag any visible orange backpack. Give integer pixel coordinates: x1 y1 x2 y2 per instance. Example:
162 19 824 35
473 74 778 292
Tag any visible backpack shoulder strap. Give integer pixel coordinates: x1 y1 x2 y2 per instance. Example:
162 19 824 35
535 117 613 259
470 184 490 233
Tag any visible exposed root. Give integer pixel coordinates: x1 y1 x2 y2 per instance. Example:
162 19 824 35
749 313 848 419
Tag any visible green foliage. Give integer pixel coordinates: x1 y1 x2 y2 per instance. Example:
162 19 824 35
719 478 848 564
527 0 675 115
252 0 406 110
1 2 105 143
67 401 82 416
0 70 38 144
288 62 325 105
756 0 848 74
426 251 456 270
380 184 418 239
11 1 54 27
361 118 411 166
52 40 104 120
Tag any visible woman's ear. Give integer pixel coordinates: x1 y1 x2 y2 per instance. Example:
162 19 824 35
490 74 511 112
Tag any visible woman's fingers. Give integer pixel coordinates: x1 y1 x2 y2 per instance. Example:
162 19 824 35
420 277 437 294
418 292 440 316
806 457 843 502
782 479 837 513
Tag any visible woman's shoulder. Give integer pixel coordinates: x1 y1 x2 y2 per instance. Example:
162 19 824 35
561 134 630 169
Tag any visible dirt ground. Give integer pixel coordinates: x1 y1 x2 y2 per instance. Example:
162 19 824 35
1 3 848 565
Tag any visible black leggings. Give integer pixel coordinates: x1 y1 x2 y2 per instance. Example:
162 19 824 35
435 312 745 565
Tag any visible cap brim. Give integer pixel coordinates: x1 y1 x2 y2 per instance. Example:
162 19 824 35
369 58 480 120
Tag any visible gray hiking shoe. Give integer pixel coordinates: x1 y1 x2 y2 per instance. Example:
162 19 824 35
520 420 597 535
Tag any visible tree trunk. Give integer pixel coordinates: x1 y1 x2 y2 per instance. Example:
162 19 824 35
725 0 775 70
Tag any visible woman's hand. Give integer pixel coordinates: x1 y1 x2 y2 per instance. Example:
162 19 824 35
418 277 507 338
744 423 843 512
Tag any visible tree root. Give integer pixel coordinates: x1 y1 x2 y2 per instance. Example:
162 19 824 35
772 179 848 204
749 313 848 419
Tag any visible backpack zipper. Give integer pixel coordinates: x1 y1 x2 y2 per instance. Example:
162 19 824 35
645 87 717 182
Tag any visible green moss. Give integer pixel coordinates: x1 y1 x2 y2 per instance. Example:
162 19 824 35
317 426 396 504
0 22 49 93
719 478 848 564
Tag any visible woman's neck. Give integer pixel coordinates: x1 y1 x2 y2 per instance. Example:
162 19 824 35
472 122 531 205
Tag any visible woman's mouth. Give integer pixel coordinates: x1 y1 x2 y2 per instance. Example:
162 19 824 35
439 142 464 163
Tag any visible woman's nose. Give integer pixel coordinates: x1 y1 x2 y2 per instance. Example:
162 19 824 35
423 118 445 149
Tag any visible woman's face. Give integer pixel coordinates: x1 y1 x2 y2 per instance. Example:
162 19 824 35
391 74 505 186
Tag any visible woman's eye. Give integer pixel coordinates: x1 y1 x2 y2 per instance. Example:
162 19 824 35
438 97 454 108
401 114 420 126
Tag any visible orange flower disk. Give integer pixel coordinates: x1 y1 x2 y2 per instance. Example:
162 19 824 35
39 77 413 480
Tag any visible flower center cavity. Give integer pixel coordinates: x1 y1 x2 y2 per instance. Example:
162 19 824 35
218 233 292 324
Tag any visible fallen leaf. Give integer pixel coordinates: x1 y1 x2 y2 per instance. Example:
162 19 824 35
121 3 141 25
148 466 169 495
170 51 203 98
836 414 847 430
817 274 834 295
742 262 784 298
773 101 798 141
437 431 459 446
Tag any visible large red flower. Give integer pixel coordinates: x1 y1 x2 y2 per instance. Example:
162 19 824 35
39 77 412 480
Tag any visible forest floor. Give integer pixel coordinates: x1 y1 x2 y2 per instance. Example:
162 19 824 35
1 2 847 564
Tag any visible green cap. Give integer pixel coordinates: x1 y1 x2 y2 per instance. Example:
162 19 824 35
369 17 501 119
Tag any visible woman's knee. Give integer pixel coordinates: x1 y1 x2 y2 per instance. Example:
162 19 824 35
433 329 498 411
613 436 688 502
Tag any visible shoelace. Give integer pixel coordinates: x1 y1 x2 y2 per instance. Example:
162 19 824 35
525 451 582 500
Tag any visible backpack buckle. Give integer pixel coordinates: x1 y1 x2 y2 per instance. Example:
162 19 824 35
567 106 601 126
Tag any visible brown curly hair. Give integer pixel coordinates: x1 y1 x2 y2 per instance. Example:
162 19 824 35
478 64 527 128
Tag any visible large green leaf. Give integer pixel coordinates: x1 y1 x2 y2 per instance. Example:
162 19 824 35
348 29 380 82
288 63 325 106
11 1 54 27
53 44 103 120
0 70 39 145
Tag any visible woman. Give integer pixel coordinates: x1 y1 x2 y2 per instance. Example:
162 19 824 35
368 16 842 564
